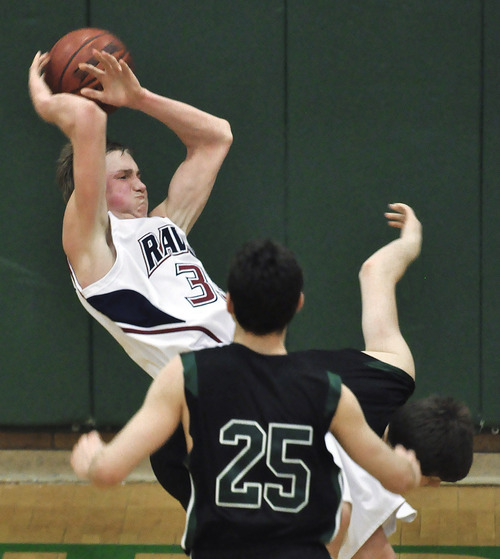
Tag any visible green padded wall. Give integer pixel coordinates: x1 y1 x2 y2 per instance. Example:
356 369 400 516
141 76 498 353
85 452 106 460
0 1 91 425
482 0 500 426
286 1 483 422
1 1 498 428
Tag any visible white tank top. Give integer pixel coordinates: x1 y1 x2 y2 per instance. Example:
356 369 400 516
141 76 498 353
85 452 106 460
69 212 235 378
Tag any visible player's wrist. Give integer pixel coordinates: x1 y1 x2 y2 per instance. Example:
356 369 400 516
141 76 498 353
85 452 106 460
126 86 149 111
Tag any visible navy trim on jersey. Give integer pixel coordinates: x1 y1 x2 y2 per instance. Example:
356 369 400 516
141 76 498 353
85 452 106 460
88 289 184 327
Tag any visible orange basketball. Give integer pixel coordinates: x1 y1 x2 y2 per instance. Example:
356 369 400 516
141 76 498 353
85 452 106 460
44 28 133 114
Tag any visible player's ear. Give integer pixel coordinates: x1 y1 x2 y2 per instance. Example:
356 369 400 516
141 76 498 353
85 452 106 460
296 292 305 313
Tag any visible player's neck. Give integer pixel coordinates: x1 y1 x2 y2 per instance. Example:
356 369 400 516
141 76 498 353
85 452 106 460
233 325 287 355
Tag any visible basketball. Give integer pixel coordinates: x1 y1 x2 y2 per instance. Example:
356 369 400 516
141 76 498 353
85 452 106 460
44 28 133 113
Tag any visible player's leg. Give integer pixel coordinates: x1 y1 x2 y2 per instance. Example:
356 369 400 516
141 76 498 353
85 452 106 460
352 527 395 559
326 501 351 558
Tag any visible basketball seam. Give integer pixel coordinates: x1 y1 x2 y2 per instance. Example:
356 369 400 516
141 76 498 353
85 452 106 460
57 31 109 92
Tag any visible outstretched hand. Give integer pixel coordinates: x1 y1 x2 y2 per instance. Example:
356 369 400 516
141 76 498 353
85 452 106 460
79 49 144 109
384 202 422 264
70 430 105 481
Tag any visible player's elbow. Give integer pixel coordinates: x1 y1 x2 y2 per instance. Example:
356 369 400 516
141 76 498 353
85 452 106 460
358 256 382 283
215 118 233 153
198 119 232 166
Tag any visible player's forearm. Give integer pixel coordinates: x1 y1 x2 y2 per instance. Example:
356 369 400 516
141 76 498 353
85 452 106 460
128 88 233 150
332 388 420 494
51 95 107 145
348 437 420 495
374 450 421 494
71 431 135 487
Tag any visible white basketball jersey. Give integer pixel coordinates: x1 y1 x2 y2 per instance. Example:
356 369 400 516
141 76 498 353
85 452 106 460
69 212 235 378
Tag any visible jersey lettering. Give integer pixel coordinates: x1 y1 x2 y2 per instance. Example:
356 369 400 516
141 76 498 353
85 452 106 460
216 420 312 513
176 263 218 307
139 225 189 276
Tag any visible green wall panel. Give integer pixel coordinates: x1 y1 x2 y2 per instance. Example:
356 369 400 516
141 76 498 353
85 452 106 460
482 0 500 426
2 1 496 428
286 1 482 419
0 1 91 424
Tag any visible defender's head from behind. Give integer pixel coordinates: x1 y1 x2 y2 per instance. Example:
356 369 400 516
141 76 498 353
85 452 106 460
227 239 304 335
387 394 474 484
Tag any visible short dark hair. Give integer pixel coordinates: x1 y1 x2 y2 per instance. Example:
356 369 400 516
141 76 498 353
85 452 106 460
387 394 474 482
56 140 131 203
227 239 304 335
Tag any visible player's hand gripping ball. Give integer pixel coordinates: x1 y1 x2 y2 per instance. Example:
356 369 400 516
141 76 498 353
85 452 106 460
44 28 133 113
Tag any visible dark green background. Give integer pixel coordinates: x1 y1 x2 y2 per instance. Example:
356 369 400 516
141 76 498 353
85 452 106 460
1 1 497 429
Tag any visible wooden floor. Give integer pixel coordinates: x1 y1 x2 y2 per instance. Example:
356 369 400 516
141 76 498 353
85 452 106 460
0 481 499 557
392 485 500 547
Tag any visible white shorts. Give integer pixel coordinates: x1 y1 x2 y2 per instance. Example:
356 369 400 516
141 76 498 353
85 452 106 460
325 433 417 559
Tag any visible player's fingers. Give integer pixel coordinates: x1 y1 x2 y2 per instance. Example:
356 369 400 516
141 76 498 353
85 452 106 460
92 49 122 72
80 87 102 100
101 51 122 67
119 59 136 80
388 202 409 212
385 211 404 220
385 212 404 228
119 58 132 71
78 62 105 77
30 51 46 76
30 51 41 69
386 221 403 229
39 52 50 66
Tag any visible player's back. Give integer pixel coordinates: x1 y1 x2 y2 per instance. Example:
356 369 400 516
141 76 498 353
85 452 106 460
181 343 343 559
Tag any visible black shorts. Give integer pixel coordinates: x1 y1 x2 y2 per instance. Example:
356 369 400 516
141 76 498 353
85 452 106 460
150 423 191 510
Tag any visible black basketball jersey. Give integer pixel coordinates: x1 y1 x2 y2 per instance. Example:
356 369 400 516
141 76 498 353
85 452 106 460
181 343 343 558
295 349 415 437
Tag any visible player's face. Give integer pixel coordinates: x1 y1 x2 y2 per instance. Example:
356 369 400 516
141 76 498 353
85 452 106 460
105 150 148 218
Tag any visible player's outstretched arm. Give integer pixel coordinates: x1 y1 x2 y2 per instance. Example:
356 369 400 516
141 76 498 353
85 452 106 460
330 385 421 494
360 203 422 377
79 49 233 234
29 51 113 285
71 356 186 486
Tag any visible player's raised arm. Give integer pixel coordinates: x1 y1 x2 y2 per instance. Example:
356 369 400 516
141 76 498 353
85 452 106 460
140 89 232 234
77 48 232 235
29 51 111 284
360 203 422 377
